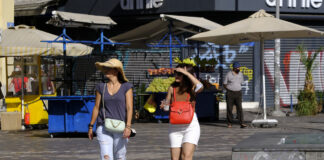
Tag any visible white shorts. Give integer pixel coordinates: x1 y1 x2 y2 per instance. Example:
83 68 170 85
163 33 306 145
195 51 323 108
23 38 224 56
168 113 200 148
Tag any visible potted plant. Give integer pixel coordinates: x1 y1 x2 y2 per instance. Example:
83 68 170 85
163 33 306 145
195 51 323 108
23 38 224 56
296 45 322 116
194 56 217 73
206 58 217 72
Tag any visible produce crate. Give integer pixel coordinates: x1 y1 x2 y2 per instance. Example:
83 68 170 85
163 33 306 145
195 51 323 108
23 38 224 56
0 112 21 130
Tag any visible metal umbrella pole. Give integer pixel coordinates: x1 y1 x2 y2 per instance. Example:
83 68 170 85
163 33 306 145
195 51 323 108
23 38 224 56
169 25 173 68
251 38 278 127
20 58 25 130
196 42 200 78
63 28 68 96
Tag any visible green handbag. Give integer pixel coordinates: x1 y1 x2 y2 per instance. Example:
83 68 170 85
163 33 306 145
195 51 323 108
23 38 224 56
102 84 125 133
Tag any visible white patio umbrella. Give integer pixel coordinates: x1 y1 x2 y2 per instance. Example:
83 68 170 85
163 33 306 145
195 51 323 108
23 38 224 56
111 14 222 48
0 25 93 56
188 9 324 126
111 14 222 67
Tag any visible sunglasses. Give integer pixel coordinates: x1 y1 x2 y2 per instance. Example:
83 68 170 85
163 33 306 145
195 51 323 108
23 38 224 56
174 71 183 76
102 67 117 73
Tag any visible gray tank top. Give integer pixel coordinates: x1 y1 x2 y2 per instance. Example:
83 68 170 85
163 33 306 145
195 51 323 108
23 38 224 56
95 82 133 126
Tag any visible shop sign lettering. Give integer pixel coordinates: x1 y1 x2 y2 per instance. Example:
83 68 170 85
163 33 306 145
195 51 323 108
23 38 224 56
266 0 323 8
121 0 163 10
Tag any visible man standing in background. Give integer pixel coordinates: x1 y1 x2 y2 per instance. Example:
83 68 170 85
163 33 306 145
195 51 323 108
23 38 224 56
223 62 247 128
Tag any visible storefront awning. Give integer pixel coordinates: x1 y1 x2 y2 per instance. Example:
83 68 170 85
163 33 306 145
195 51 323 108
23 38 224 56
161 14 222 31
15 0 60 16
0 25 93 57
110 14 222 48
46 11 117 29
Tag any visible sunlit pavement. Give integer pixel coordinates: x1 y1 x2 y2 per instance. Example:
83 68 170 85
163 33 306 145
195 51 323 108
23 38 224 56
1 111 324 160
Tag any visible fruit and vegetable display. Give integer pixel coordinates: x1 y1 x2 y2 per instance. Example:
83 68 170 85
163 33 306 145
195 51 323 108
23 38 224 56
145 77 175 92
147 68 175 76
216 92 225 102
174 57 196 66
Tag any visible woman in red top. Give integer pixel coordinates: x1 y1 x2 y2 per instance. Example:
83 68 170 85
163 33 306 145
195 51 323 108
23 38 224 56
8 65 29 95
161 64 204 160
10 77 28 94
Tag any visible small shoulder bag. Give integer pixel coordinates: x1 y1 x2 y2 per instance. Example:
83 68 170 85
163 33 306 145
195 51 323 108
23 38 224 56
102 83 125 133
169 88 194 124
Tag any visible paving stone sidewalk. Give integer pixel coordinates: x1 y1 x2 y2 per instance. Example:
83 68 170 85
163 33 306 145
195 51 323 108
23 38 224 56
0 111 324 160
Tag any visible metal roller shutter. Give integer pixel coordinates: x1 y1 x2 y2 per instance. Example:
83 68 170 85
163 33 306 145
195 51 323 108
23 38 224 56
124 49 181 88
222 45 254 102
71 49 181 94
186 43 255 102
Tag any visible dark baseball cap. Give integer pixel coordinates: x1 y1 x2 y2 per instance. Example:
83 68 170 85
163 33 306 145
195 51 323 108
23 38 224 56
233 62 241 68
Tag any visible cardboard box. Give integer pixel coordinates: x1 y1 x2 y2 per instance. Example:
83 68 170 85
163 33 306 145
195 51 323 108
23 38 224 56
0 112 21 130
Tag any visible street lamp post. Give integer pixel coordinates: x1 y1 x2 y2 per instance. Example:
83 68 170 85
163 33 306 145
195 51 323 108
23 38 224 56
273 0 286 117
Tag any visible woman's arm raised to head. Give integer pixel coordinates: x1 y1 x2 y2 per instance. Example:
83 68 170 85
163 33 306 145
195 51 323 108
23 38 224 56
175 67 204 93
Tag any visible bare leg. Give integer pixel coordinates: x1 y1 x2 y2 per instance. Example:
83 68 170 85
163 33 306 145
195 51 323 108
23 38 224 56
181 143 196 160
170 148 181 160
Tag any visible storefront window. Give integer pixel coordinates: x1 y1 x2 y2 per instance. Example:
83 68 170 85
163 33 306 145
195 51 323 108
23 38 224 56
41 58 55 95
7 56 39 96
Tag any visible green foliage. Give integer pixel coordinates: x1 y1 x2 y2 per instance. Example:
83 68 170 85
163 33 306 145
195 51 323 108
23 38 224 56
194 56 217 73
194 56 218 68
208 58 218 66
135 83 146 108
297 90 318 116
296 45 322 115
316 91 324 104
297 45 321 74
316 91 324 113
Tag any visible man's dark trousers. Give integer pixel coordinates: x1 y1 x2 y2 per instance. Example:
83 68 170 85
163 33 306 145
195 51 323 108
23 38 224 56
226 90 243 125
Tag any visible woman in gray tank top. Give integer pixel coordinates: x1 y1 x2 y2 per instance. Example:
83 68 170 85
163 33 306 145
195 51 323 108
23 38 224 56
88 58 133 160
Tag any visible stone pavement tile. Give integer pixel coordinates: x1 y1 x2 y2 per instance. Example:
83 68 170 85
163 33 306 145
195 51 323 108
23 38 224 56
0 112 324 160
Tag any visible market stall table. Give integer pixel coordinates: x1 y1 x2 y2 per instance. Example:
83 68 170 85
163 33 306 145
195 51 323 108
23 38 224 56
195 91 219 121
